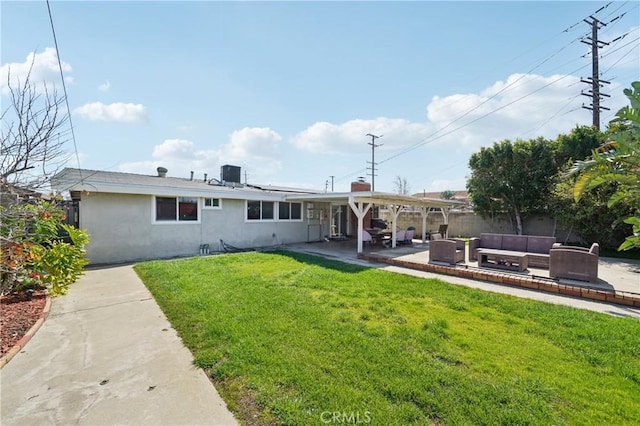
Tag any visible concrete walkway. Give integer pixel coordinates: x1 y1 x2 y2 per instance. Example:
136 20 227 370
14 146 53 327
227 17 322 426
0 265 238 426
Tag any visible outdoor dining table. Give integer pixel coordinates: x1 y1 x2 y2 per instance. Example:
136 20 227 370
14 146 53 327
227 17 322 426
366 229 392 246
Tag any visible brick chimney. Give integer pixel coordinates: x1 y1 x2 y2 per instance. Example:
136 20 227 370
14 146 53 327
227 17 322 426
350 178 373 236
351 177 371 192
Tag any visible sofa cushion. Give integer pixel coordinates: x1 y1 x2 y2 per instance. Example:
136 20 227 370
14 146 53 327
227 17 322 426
480 233 503 249
526 236 556 254
501 235 528 252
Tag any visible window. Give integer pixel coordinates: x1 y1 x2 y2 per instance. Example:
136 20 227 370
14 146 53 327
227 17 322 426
247 201 275 221
204 198 221 209
247 201 301 222
279 202 302 221
291 202 302 220
178 197 198 221
279 202 290 220
155 197 198 222
156 197 177 221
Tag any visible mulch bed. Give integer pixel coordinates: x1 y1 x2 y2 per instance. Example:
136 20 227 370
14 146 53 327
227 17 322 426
1 291 47 357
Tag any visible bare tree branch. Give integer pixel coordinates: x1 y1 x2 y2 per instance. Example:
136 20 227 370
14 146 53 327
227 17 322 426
1 54 70 190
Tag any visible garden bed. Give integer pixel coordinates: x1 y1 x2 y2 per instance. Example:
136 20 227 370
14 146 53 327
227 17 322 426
1 291 47 358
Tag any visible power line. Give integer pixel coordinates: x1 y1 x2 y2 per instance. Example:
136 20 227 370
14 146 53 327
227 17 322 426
46 0 83 186
372 33 591 167
379 62 590 166
333 3 633 186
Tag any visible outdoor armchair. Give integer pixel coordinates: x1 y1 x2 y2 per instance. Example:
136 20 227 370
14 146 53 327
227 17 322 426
549 243 599 283
429 238 465 265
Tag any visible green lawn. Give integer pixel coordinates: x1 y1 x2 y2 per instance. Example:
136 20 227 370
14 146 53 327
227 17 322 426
134 251 640 425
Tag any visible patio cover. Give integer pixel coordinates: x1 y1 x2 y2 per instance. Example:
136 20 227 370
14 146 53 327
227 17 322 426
285 191 464 253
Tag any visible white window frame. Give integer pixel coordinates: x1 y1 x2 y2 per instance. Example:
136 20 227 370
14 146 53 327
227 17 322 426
203 197 222 210
245 200 277 222
152 195 201 224
278 201 303 222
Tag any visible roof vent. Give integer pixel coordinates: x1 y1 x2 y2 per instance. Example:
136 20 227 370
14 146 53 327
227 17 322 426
157 167 168 178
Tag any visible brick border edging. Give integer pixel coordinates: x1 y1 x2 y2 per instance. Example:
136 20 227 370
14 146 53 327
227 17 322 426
358 253 640 308
0 296 52 369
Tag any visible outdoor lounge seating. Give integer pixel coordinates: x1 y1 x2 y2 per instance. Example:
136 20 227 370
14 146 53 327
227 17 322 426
404 228 415 244
395 230 407 244
469 233 556 268
429 238 465 265
549 243 599 283
362 229 373 247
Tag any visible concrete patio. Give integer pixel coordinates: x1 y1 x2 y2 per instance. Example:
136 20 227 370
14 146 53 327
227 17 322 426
284 239 640 319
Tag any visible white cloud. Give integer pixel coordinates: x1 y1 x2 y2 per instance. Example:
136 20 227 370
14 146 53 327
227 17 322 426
152 139 195 159
119 127 283 182
291 73 605 162
118 71 632 189
223 127 281 160
0 47 72 95
425 73 589 148
73 102 148 123
98 80 111 92
291 117 430 155
218 127 283 178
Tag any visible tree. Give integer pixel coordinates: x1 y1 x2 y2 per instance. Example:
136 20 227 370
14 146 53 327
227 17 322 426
393 176 410 195
553 125 606 166
1 58 70 190
551 178 634 248
570 81 640 251
550 124 635 250
467 138 556 234
440 190 456 200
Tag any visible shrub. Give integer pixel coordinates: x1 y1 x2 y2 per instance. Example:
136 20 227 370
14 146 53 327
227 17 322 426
1 200 89 296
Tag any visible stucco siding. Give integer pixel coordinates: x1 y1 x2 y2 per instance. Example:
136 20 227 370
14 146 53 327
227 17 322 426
80 193 331 264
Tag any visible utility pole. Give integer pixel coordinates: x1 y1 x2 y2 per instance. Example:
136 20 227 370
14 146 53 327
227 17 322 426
244 170 249 184
366 133 383 192
329 175 335 192
581 16 610 130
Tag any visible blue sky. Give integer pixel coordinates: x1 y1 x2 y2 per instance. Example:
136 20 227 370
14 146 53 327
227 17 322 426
2 1 639 193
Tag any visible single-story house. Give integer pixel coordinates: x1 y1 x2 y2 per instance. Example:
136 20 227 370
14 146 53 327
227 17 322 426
51 167 463 265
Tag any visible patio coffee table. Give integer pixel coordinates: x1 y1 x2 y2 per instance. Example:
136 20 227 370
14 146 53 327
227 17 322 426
477 249 529 272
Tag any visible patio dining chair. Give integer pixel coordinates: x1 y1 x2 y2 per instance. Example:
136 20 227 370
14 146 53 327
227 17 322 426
362 229 373 247
404 228 415 244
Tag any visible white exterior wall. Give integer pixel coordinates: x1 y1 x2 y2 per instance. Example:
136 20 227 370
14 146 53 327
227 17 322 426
80 192 331 264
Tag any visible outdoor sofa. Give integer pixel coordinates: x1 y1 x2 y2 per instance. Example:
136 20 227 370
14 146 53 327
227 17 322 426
469 233 556 268
429 238 465 265
549 243 599 283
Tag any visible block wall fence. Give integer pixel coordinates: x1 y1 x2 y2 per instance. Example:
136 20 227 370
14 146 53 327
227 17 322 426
378 210 581 242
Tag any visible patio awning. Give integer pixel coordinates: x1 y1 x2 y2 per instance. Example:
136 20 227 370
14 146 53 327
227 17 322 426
285 191 464 209
285 191 464 253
